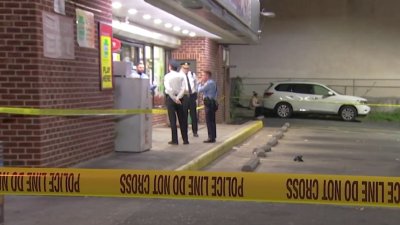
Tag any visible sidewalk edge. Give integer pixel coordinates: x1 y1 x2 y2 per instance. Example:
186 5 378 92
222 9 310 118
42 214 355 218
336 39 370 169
175 120 264 171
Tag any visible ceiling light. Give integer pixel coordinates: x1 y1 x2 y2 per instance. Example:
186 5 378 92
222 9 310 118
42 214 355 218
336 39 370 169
173 26 181 32
112 2 122 9
153 19 162 25
142 14 151 20
189 32 196 37
182 29 189 34
164 23 172 28
128 9 137 15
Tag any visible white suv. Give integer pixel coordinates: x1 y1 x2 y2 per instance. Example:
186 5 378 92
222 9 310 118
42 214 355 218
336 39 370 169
263 81 371 121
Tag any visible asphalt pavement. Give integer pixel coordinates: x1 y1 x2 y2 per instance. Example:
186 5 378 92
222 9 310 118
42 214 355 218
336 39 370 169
3 121 263 225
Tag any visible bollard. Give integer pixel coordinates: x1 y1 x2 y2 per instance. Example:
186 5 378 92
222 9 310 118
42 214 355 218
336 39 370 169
241 155 260 172
267 137 278 147
284 122 290 128
272 131 284 139
281 126 288 132
253 147 267 157
260 144 272 152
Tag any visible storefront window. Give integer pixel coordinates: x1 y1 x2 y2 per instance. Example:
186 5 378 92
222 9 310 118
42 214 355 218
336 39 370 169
112 38 171 107
145 46 153 83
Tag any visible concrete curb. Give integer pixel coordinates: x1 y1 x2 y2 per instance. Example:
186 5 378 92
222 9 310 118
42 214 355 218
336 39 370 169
175 120 264 171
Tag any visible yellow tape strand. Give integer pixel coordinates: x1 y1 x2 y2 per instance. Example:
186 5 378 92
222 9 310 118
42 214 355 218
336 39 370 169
1 168 400 208
0 97 225 116
0 107 167 116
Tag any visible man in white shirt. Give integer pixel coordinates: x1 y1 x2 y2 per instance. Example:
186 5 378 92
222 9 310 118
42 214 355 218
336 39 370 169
164 60 189 145
180 62 198 137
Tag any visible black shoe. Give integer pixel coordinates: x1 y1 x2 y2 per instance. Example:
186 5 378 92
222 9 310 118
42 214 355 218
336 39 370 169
168 141 178 145
193 133 199 137
183 141 189 145
203 139 215 143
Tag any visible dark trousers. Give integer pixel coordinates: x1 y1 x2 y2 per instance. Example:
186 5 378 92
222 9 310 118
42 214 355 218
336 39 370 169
254 107 263 117
205 101 217 141
166 95 188 143
187 93 198 134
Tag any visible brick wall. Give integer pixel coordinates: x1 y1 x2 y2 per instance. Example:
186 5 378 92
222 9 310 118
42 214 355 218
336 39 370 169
0 0 115 167
172 37 225 123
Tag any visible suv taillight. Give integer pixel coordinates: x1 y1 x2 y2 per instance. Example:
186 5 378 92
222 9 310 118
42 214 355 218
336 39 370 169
264 92 273 97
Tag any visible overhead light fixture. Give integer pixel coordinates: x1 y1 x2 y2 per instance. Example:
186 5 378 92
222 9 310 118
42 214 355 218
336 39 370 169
164 23 172 28
142 14 151 20
128 9 137 15
112 2 122 9
173 26 181 32
260 8 276 17
153 19 162 25
189 32 196 37
182 29 189 34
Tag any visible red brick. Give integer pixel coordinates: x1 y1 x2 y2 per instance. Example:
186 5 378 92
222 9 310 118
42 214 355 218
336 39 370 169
5 3 20 8
3 0 114 167
19 155 33 159
0 8 12 14
7 27 21 33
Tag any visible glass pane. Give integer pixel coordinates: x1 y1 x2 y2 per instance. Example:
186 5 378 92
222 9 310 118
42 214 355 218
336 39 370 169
145 45 153 79
121 46 132 62
153 46 165 99
313 85 330 95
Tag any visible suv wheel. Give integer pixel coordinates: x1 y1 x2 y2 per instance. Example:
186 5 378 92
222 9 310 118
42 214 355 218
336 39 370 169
339 106 357 121
275 102 293 118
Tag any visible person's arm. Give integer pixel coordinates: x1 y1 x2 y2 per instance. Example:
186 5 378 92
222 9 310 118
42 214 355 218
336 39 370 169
176 75 185 101
198 80 215 93
191 72 198 91
252 97 261 107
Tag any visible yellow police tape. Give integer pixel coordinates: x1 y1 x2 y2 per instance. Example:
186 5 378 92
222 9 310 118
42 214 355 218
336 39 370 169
0 106 206 116
0 107 167 116
1 167 399 208
0 98 223 116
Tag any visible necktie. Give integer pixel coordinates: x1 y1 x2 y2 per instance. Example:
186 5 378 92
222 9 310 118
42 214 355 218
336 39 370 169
186 74 192 94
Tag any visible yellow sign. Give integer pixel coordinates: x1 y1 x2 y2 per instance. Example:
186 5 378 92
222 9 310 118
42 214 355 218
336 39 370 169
1 168 400 208
99 23 113 90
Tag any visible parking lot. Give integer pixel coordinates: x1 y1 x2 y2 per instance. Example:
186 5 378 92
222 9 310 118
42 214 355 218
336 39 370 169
207 117 400 176
200 118 400 225
5 118 400 225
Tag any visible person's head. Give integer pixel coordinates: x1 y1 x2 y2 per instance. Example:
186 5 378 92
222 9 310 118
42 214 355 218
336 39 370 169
136 63 145 74
168 60 179 72
253 91 258 97
201 70 212 82
180 62 190 74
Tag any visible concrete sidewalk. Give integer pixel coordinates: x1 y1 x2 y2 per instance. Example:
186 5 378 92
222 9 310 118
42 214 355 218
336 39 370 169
4 121 263 225
73 121 262 171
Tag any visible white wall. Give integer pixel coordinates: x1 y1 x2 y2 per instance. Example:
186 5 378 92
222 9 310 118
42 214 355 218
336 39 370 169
230 0 400 100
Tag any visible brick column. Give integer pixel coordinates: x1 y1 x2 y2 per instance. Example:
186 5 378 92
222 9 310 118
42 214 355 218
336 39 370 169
0 0 115 167
172 37 226 123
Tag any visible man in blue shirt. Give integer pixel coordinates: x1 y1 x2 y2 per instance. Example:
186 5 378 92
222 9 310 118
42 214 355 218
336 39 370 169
197 70 217 143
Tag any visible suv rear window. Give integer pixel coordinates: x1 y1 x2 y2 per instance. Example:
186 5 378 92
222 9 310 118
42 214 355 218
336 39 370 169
275 84 291 92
